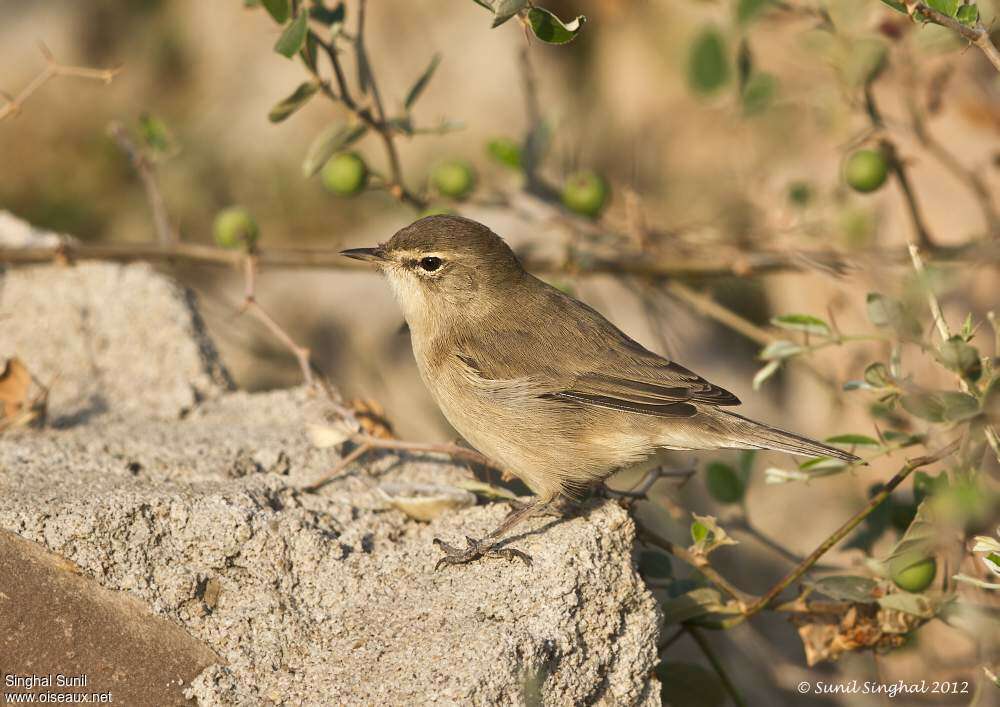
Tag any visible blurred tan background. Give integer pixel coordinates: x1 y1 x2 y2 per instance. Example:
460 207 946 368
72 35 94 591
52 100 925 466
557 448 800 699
2 0 998 703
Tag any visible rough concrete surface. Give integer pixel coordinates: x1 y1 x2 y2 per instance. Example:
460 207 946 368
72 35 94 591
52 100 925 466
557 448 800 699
0 255 661 705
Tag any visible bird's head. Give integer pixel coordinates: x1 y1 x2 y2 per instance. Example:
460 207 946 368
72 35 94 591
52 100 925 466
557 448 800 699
341 215 524 326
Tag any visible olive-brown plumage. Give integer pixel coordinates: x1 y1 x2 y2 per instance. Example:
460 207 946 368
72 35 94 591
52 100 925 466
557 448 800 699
342 215 859 567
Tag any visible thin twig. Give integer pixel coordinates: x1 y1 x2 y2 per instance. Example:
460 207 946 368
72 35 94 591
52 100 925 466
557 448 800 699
0 42 119 122
741 438 960 617
908 244 1000 460
240 254 314 386
899 50 998 239
637 524 755 608
864 81 934 248
3 240 993 279
687 626 748 707
909 2 1000 74
303 442 373 492
662 279 838 391
107 121 177 246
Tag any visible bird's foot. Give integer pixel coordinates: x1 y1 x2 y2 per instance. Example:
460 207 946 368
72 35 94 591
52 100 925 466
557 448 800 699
432 536 532 570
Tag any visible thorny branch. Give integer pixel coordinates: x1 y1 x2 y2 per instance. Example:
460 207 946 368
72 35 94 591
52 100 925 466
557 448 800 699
0 43 119 122
906 1 1000 74
2 239 995 278
635 439 960 624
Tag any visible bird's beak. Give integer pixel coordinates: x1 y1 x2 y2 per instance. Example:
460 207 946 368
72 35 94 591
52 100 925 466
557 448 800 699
340 247 386 263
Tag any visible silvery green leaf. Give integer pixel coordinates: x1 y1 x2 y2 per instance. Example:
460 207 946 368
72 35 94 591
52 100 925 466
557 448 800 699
491 0 527 28
660 588 724 624
764 467 811 484
807 575 880 603
268 81 320 123
261 0 290 23
302 122 368 177
527 7 586 44
752 360 780 390
825 434 880 447
771 313 831 336
274 9 309 58
404 54 442 110
760 340 803 361
953 573 1000 590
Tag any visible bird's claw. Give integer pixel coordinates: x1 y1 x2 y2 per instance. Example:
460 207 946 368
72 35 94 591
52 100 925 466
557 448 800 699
432 535 532 570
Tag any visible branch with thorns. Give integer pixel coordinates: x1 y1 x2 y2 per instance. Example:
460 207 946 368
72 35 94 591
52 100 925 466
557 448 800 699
0 42 119 122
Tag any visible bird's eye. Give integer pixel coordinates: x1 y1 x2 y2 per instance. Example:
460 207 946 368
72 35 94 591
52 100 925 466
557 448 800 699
419 256 442 272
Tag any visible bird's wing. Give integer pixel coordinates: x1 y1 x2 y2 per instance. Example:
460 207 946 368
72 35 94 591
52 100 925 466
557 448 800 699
452 278 740 419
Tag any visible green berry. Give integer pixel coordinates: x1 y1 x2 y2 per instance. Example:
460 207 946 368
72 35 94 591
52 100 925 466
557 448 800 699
844 149 889 193
890 556 936 593
561 170 608 218
486 138 522 169
213 207 259 250
321 152 368 196
431 160 476 199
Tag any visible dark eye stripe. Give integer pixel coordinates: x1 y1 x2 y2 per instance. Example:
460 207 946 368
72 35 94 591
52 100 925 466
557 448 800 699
420 256 442 272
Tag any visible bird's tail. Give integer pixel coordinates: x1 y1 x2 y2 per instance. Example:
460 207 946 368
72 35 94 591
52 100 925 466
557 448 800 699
715 410 862 463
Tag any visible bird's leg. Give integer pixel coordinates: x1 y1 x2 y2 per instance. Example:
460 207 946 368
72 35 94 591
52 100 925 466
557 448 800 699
433 496 553 570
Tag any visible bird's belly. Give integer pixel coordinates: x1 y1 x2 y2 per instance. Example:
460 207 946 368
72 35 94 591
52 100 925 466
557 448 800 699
421 370 657 498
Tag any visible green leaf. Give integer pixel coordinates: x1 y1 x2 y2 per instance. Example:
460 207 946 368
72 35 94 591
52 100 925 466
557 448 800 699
638 550 673 579
752 360 780 390
690 513 738 554
657 662 728 707
760 340 803 361
936 336 982 381
741 71 777 115
705 462 744 503
310 0 344 26
404 54 441 111
261 0 290 23
826 434 881 447
491 0 527 27
771 313 831 336
885 499 937 571
926 0 959 16
736 0 773 24
691 520 710 545
487 138 522 169
527 7 586 44
268 81 319 123
913 470 947 505
956 4 979 25
138 113 172 153
660 588 725 624
274 8 309 58
808 575 880 603
866 293 922 340
688 28 730 95
879 0 908 12
355 37 372 95
864 362 892 388
798 456 848 472
302 122 368 177
900 391 979 423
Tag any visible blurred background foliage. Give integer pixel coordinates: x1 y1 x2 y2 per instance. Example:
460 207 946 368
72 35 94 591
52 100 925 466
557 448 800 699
2 0 999 704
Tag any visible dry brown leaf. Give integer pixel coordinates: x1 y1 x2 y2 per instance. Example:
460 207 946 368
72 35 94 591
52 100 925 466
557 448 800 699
792 602 921 666
348 397 394 439
0 357 48 431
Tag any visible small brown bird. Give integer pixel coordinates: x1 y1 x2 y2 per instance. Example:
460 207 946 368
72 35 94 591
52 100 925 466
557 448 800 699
343 215 860 567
